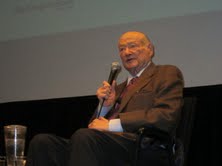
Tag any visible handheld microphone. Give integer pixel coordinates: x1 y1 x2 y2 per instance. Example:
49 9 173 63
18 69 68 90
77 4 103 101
107 62 122 84
97 62 121 118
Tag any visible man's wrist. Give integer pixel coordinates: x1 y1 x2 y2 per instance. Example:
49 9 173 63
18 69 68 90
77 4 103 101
109 119 123 132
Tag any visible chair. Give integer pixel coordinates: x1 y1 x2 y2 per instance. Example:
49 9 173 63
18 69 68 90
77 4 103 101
133 97 197 166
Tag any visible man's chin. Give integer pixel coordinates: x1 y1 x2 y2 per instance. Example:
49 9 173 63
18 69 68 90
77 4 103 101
125 63 137 70
125 66 138 75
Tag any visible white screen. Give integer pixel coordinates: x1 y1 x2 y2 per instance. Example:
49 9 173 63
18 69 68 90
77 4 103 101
1 0 222 102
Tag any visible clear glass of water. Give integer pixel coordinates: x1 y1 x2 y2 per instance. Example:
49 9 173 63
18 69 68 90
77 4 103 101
4 125 27 166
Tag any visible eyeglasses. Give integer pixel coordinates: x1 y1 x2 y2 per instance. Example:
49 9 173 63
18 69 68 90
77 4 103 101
119 42 141 52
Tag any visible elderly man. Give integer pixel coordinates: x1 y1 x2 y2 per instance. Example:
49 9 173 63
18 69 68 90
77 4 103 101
25 31 184 166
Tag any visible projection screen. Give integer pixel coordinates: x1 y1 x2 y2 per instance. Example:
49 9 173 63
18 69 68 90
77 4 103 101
1 0 222 103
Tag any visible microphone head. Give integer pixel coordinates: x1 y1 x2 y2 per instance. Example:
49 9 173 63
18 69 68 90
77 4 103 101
107 62 121 84
111 61 121 71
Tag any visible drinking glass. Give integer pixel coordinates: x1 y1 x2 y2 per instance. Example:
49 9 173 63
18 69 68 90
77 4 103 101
4 125 27 166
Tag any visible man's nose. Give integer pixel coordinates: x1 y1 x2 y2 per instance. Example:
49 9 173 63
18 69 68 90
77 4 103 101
124 47 131 55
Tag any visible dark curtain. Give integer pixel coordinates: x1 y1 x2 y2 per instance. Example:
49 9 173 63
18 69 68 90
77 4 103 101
0 85 222 165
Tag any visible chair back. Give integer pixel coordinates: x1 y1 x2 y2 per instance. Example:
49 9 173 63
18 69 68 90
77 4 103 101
175 97 197 166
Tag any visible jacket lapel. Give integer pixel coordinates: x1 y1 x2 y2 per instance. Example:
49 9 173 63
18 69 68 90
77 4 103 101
118 62 156 112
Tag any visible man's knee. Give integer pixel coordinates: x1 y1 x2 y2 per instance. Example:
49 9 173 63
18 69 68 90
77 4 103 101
29 134 55 149
70 128 98 144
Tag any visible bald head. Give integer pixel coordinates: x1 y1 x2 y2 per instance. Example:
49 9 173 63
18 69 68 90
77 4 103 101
119 31 151 46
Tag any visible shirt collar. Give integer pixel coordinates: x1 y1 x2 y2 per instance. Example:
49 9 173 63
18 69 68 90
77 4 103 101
127 61 151 84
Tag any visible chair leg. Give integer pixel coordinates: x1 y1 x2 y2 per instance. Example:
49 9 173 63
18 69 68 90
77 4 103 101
133 128 145 166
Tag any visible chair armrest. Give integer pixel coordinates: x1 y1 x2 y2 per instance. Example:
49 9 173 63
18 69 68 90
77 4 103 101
134 126 175 166
137 126 173 143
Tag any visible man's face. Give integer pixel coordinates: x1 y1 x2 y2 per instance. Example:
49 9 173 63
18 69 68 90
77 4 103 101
118 32 153 75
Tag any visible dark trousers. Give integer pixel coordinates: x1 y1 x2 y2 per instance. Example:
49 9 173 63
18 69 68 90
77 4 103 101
25 128 171 166
25 128 136 166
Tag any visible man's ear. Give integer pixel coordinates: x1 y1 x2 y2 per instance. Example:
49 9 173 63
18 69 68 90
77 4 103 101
147 43 154 58
147 43 153 50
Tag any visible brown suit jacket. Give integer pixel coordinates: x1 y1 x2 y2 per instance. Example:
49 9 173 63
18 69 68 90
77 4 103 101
110 62 184 136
